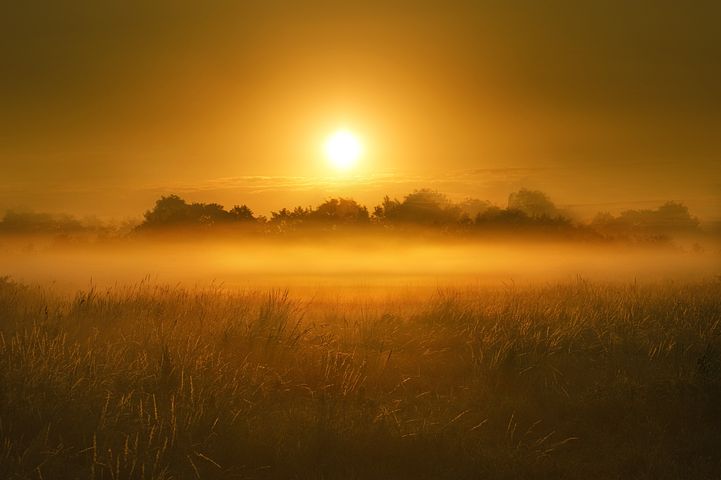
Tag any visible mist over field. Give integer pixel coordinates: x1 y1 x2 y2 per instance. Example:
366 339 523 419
0 235 718 292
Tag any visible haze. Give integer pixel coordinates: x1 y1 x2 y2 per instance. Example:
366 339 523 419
1 1 720 221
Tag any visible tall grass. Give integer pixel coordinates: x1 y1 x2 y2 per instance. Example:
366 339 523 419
1 276 720 478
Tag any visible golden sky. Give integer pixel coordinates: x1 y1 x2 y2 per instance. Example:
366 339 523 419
1 1 720 219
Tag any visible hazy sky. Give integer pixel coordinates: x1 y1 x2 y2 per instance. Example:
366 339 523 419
1 1 720 219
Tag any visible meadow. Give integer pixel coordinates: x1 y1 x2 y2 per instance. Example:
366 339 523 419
1 276 720 479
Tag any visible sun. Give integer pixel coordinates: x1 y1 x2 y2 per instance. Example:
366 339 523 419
324 130 362 171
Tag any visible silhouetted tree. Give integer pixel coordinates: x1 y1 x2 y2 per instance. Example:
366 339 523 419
458 198 494 219
229 205 255 222
142 195 193 227
375 189 461 225
372 196 401 221
140 195 258 229
472 204 576 236
270 199 368 231
310 198 369 223
193 203 231 225
591 201 700 235
270 206 312 229
507 189 559 218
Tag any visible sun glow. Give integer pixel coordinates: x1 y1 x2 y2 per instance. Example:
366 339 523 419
324 130 362 171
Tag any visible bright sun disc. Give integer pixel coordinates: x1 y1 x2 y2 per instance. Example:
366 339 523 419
324 130 362 170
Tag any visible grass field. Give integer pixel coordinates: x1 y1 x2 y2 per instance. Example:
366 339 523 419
1 276 721 479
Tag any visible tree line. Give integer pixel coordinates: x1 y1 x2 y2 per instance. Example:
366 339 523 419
0 188 703 241
132 188 701 240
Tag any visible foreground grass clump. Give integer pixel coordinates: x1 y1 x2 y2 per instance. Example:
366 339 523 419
1 277 721 479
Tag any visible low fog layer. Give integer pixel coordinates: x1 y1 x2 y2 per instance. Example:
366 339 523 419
1 189 719 291
1 237 718 293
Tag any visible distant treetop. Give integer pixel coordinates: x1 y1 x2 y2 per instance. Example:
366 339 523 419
139 195 257 229
118 190 705 242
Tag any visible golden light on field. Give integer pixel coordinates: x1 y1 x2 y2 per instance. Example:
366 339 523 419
324 130 362 171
